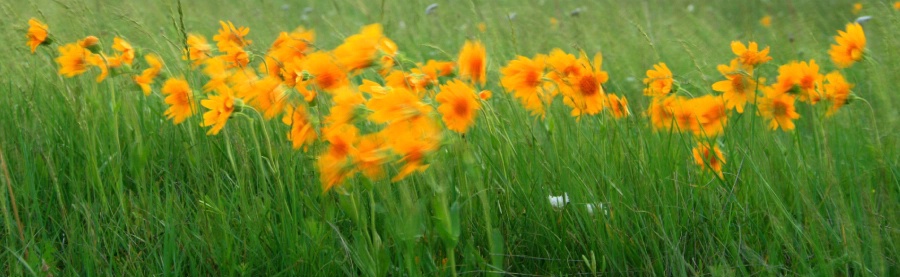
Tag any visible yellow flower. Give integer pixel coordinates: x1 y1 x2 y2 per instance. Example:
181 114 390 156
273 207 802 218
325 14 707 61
333 24 397 74
112 37 135 66
501 54 551 117
184 34 212 68
760 15 772 27
692 95 727 138
757 87 800 131
134 54 164 95
643 63 673 97
246 76 288 119
457 40 487 85
550 17 559 29
201 89 237 135
852 3 862 15
162 77 196 124
895 2 900 10
828 23 866 69
355 134 389 180
711 59 758 113
479 90 492 100
78 36 100 50
86 54 109 83
213 21 251 51
692 142 725 178
26 18 49 53
648 96 680 131
56 43 91 77
560 51 609 118
822 72 853 116
773 60 823 104
366 85 432 124
436 80 481 133
221 44 250 69
606 94 629 119
731 41 772 68
385 118 440 182
477 22 487 33
282 105 317 151
318 124 359 191
303 52 348 92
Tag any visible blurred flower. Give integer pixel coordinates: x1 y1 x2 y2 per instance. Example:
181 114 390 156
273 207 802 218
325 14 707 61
213 20 252 51
162 77 196 124
852 3 862 15
643 63 673 97
457 40 487 85
692 142 725 178
56 43 91 77
549 193 569 209
26 18 49 53
822 72 853 116
201 89 237 135
134 53 163 95
112 37 135 66
559 51 609 118
757 87 800 131
477 22 486 33
760 15 772 27
829 23 866 69
436 80 481 133
283 105 317 151
606 93 629 119
711 59 758 113
303 52 348 92
184 34 213 68
501 54 551 117
773 60 823 104
731 41 772 68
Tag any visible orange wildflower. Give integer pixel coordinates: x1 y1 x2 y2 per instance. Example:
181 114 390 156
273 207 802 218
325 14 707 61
692 142 726 178
201 89 237 135
828 23 866 68
303 52 348 92
757 87 800 131
436 80 481 133
26 18 49 53
711 59 759 113
501 54 551 117
282 105 317 151
643 63 674 97
731 41 772 68
822 72 853 116
606 94 629 119
134 53 164 95
213 21 252 51
457 40 487 85
56 43 91 77
184 34 213 68
161 77 196 124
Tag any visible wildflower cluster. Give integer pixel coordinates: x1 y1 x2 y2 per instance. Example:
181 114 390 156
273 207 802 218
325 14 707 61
25 16 867 189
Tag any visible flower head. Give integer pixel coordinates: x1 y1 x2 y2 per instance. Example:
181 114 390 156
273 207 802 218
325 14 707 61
201 89 237 135
56 43 92 77
822 72 853 116
501 54 552 117
112 37 135 66
457 40 487 85
334 24 397 74
134 53 164 95
760 15 772 27
643 63 673 97
282 105 317 151
731 41 772 68
213 21 251 51
828 23 866 69
711 59 758 113
26 18 49 53
303 52 348 92
436 80 481 133
606 94 629 119
184 34 213 68
692 142 725 178
162 77 196 124
757 87 800 131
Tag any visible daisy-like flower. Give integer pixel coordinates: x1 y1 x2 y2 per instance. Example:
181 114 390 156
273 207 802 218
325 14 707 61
201 89 237 135
333 24 398 74
111 37 135 66
387 118 440 182
774 60 823 104
282 105 317 151
56 43 92 77
161 77 196 124
560 51 609 118
828 23 866 69
457 40 487 85
366 85 432 124
302 52 348 92
757 87 800 131
606 93 629 119
648 96 680 131
134 53 163 95
711 59 759 113
731 41 772 68
26 18 49 53
213 20 252 51
318 124 359 191
692 142 725 178
692 95 727 138
354 134 389 180
184 34 213 68
822 72 853 116
501 54 552 117
643 63 673 97
436 80 481 133
246 76 288 119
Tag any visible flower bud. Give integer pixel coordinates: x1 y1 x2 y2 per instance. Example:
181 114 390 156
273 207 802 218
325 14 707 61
79 36 101 53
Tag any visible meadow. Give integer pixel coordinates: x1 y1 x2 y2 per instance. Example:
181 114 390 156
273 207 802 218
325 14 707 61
2 0 899 275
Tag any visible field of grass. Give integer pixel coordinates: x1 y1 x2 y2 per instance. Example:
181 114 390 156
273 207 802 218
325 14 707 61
2 0 899 275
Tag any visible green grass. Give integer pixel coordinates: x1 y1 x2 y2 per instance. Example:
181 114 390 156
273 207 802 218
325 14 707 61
1 0 899 275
